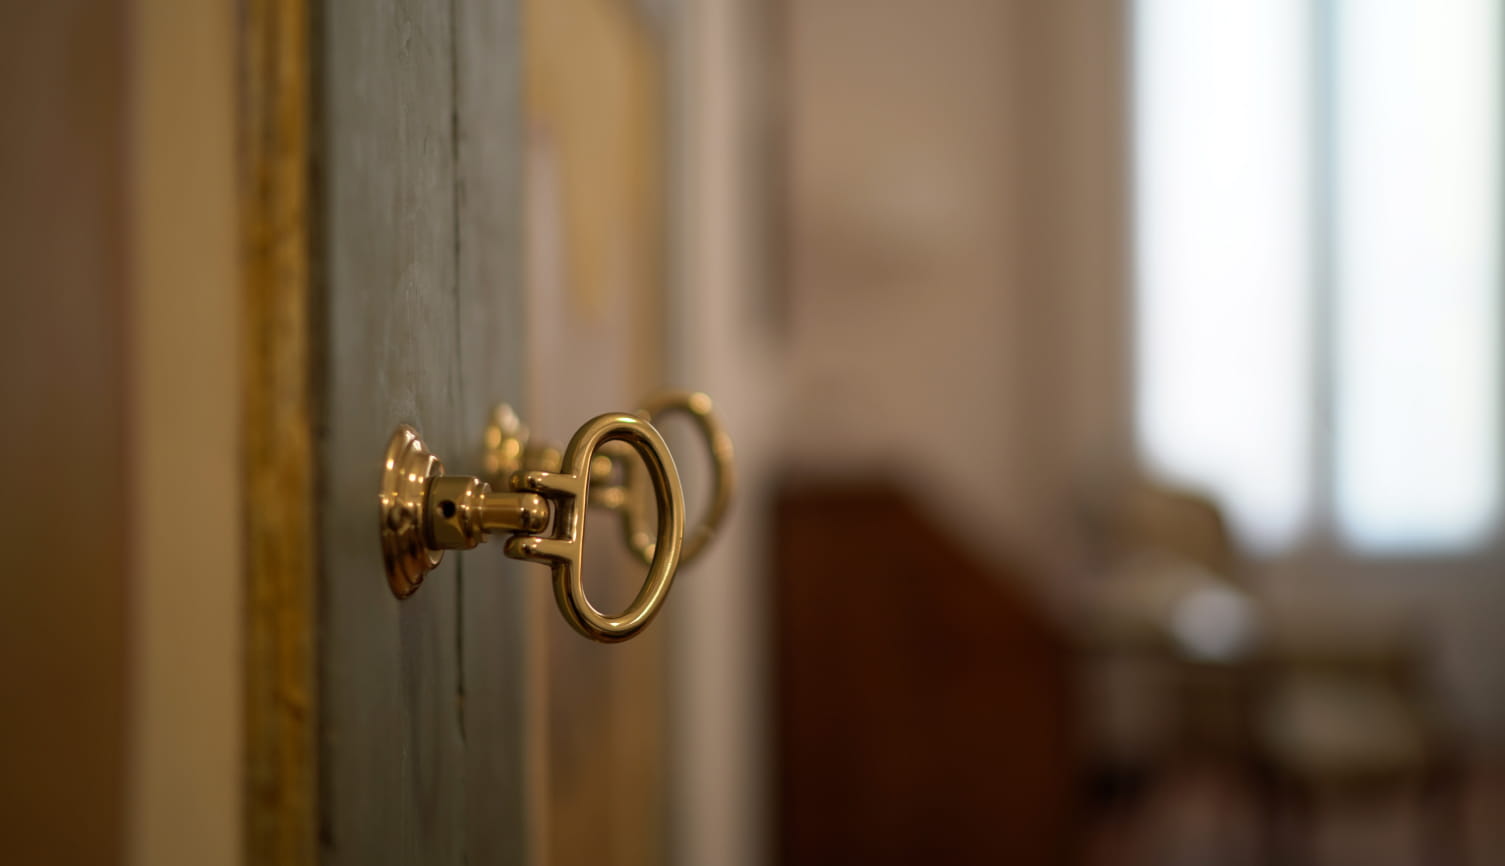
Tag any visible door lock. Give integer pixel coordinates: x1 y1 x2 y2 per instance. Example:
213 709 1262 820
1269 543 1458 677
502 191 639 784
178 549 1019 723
378 393 732 643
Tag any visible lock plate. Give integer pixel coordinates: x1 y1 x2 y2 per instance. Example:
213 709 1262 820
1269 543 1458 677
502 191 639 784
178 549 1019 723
379 425 444 598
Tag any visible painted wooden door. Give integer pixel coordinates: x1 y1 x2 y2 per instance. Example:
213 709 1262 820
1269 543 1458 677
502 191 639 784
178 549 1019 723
318 1 534 862
312 1 674 863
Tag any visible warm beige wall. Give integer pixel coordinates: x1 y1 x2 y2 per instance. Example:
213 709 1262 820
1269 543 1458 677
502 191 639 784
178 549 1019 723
782 0 1025 563
1007 1 1133 583
0 2 242 864
126 1 243 864
780 0 1130 597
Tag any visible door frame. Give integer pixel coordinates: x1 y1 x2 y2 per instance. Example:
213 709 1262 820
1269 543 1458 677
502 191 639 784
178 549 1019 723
240 1 318 863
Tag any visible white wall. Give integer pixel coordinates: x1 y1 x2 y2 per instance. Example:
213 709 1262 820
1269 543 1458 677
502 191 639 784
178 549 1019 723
780 0 1131 603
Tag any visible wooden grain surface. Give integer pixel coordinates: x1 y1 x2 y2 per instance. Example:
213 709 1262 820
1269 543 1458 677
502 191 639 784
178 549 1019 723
451 0 536 862
318 0 522 862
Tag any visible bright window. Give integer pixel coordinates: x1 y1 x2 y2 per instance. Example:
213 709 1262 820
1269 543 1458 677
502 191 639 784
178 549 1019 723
1133 0 1501 555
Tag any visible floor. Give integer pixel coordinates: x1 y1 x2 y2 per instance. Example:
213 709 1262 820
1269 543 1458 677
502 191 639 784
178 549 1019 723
1080 759 1505 866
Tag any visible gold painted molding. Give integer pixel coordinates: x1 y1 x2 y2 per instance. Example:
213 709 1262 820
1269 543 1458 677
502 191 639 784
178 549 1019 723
239 1 317 863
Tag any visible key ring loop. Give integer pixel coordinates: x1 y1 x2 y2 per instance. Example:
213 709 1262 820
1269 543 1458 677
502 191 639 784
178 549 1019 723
504 413 685 642
616 391 734 566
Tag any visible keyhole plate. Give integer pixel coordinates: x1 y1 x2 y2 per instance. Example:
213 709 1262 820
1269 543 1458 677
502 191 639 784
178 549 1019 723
379 425 444 598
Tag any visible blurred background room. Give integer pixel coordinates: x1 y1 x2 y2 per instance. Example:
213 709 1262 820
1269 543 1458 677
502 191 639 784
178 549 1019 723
3 1 1503 865
719 1 1505 864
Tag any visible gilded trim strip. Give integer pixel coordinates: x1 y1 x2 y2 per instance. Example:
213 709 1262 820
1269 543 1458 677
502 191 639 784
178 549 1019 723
240 1 317 862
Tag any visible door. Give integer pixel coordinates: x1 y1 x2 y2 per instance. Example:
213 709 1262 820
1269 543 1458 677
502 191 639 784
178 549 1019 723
300 1 676 863
317 1 534 863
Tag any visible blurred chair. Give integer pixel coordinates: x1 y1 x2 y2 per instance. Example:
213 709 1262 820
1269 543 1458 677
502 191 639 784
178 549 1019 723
1106 480 1243 581
1076 479 1262 794
1253 608 1465 865
1076 477 1464 865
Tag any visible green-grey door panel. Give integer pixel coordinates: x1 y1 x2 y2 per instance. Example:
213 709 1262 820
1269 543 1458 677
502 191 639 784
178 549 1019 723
318 1 527 862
